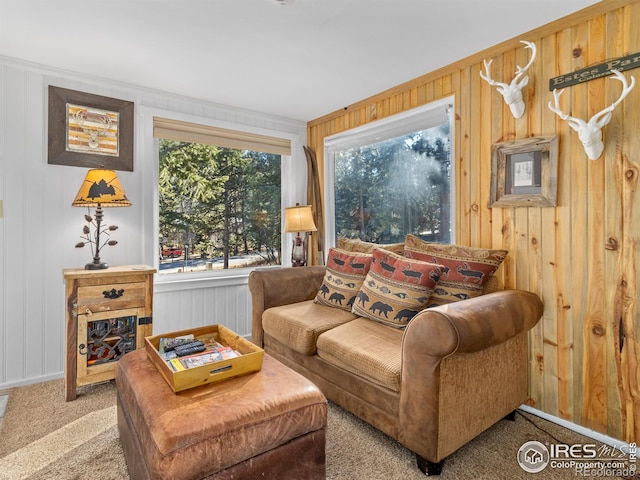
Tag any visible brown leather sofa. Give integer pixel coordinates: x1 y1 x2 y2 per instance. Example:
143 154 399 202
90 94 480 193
249 266 543 475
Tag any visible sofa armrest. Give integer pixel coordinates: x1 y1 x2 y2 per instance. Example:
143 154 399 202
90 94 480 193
399 289 543 462
248 266 326 347
408 289 544 357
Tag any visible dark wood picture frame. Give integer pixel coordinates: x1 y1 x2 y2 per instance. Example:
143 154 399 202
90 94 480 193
48 86 134 171
490 135 558 207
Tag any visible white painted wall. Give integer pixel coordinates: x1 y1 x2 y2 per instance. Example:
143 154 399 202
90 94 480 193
0 56 307 389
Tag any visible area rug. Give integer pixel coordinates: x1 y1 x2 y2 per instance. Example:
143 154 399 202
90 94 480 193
0 379 636 480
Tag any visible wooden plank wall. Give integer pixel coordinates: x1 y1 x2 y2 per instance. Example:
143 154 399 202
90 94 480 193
306 0 640 442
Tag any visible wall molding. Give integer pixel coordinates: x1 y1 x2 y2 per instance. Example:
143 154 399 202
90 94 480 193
519 405 629 450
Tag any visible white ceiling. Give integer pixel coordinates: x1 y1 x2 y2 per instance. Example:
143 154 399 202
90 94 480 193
0 0 600 122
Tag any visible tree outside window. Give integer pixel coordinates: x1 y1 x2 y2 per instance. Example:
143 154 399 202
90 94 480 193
158 139 281 274
333 123 451 244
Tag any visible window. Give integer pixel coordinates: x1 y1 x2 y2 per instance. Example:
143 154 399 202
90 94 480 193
154 118 287 275
324 98 453 247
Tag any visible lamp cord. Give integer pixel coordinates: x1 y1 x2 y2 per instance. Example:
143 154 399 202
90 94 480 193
515 409 564 444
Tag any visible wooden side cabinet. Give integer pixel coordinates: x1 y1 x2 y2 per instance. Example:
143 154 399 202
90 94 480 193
63 265 156 401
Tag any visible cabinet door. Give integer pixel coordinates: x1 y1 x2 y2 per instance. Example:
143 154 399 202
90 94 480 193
76 307 144 385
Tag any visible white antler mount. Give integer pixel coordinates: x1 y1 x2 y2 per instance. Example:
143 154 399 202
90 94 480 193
548 69 635 160
480 40 537 119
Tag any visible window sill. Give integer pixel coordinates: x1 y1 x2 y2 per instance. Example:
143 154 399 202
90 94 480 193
154 266 282 293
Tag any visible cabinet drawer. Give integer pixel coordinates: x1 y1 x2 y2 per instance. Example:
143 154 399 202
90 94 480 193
77 282 147 313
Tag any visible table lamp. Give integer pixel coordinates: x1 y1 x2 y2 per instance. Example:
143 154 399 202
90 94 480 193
284 203 317 267
72 168 131 270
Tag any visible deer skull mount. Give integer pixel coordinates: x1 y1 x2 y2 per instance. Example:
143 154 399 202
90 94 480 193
480 40 537 119
73 110 113 150
548 69 635 160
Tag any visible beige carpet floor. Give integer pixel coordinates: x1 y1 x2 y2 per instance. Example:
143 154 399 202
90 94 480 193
0 379 636 480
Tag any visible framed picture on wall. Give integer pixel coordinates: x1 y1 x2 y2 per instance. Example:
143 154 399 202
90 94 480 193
490 135 558 207
47 86 134 171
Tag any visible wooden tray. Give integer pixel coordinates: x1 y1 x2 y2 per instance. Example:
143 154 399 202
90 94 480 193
145 324 264 392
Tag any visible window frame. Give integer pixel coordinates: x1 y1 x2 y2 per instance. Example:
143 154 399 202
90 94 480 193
139 107 305 290
323 96 455 252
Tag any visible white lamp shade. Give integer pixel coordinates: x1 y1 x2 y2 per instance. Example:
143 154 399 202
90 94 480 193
284 204 317 233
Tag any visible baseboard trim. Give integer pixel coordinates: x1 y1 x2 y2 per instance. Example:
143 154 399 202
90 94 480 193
518 405 630 451
0 372 63 391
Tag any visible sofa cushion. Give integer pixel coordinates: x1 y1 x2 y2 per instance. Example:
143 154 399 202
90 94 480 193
263 300 357 355
351 248 444 328
316 318 403 392
403 234 508 307
337 237 405 255
314 248 373 311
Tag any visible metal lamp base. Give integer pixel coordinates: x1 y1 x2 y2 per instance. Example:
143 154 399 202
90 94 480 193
85 261 109 270
291 233 307 267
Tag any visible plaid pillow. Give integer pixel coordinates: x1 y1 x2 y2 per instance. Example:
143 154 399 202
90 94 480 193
315 248 373 311
403 234 507 307
352 248 444 328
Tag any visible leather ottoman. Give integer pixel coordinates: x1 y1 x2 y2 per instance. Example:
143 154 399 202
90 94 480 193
116 349 327 480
